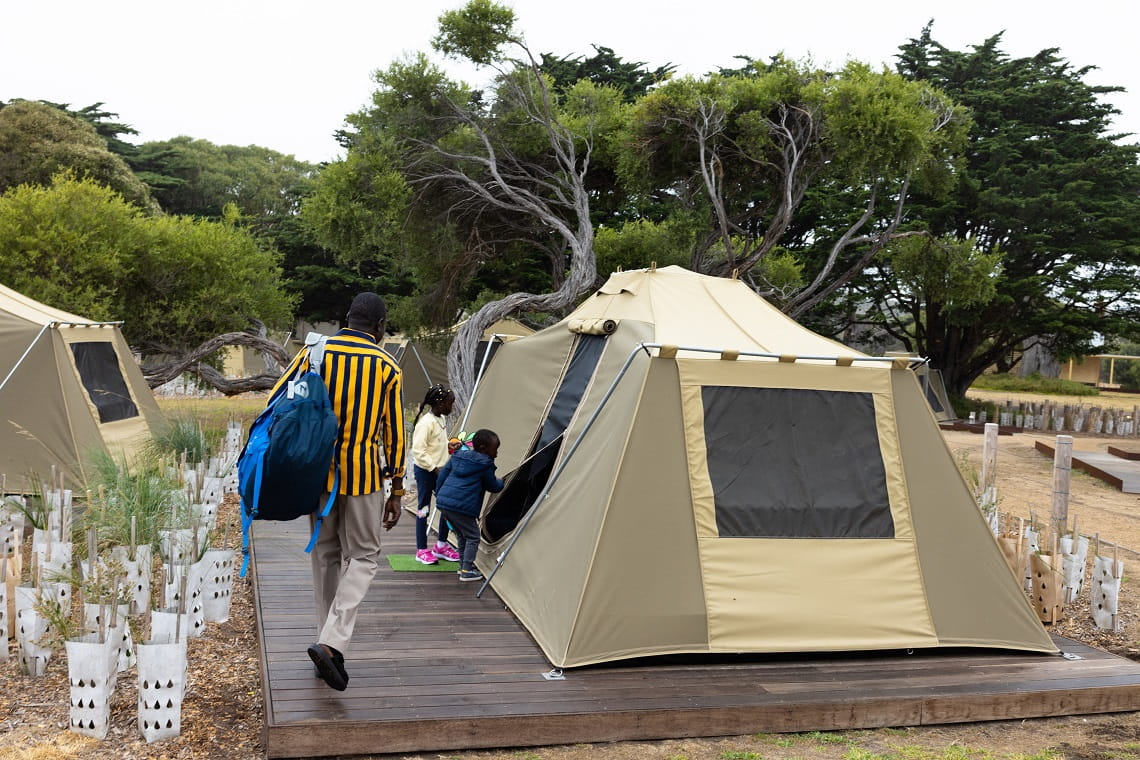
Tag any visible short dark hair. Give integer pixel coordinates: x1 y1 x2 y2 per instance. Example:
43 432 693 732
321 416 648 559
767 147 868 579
347 292 386 324
472 429 499 452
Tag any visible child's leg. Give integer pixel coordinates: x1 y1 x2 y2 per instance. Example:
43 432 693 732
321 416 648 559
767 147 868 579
412 465 432 551
443 512 480 571
461 532 479 570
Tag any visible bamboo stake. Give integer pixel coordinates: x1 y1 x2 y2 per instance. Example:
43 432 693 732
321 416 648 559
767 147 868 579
175 570 187 643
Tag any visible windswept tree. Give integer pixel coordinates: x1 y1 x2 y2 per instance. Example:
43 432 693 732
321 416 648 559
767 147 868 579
311 0 622 403
622 58 968 316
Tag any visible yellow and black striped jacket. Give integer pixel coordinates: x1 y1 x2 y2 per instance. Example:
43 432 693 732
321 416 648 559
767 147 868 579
271 328 405 495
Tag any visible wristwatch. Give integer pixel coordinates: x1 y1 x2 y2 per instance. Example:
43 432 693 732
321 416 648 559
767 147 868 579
390 488 406 497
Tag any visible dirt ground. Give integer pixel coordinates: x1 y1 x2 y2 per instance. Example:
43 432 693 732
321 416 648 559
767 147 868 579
3 422 1140 760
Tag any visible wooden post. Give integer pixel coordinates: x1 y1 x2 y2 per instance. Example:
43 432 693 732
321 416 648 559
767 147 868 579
1052 435 1073 535
980 423 999 509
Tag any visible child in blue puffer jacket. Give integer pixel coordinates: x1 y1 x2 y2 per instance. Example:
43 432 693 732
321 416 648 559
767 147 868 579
435 429 504 582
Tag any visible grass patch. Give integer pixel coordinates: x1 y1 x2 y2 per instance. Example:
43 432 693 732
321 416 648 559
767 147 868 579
156 396 265 440
970 372 1099 397
719 752 762 760
800 730 854 745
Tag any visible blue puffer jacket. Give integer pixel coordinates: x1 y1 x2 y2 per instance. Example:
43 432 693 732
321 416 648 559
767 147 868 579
435 449 505 517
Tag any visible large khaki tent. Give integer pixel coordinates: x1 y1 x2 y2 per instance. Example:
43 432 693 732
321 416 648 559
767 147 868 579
461 266 1054 667
0 285 162 492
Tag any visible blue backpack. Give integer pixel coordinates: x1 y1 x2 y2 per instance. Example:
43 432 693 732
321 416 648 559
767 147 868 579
239 334 340 576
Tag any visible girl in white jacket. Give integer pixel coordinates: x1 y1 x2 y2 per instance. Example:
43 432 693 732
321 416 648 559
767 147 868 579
411 384 460 564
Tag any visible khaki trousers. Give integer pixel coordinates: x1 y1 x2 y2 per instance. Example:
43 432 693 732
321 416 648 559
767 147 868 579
310 489 385 654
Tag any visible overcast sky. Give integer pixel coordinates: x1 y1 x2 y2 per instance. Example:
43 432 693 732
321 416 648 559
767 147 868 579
3 1 1136 164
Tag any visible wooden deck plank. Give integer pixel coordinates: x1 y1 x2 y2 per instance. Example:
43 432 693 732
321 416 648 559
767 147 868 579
250 517 1140 759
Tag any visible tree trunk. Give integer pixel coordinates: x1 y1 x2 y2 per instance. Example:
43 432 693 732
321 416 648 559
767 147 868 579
141 332 292 395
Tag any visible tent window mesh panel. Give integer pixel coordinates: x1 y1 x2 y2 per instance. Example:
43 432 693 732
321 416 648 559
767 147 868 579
701 386 893 538
382 342 405 360
70 342 139 423
482 334 607 543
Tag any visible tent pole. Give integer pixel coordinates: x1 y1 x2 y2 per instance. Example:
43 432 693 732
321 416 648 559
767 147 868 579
409 344 432 385
460 334 505 432
477 342 651 597
0 322 52 394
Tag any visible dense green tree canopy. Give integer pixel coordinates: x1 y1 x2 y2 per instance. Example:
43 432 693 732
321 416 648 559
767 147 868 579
0 100 154 208
0 175 294 356
846 27 1140 395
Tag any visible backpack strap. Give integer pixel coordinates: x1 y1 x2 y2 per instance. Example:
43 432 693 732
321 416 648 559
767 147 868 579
305 332 329 374
304 469 340 554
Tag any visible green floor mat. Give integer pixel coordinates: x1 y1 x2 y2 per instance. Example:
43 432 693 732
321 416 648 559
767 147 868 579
386 553 460 572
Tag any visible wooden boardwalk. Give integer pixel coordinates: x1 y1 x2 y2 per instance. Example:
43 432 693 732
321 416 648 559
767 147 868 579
1035 440 1140 493
251 518 1140 759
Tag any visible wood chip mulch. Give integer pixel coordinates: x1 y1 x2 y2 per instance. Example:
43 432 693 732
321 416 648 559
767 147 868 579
0 493 264 760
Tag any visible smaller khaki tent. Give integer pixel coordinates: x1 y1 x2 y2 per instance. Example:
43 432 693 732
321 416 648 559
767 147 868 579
389 318 535 406
0 285 162 492
887 354 956 422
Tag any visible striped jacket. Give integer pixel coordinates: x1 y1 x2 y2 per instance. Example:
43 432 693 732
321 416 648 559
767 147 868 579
271 328 405 495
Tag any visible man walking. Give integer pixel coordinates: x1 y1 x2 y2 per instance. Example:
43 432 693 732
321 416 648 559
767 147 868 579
272 292 405 690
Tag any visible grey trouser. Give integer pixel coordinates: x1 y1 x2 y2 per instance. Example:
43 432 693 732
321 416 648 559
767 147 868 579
310 490 384 654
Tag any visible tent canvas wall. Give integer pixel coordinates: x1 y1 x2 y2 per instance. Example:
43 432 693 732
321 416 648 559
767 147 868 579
460 266 1054 668
0 285 162 492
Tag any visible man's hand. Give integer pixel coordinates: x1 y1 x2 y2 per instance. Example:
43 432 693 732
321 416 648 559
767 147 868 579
382 495 401 530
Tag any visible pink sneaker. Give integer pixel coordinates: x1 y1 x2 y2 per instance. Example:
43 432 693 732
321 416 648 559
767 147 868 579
415 548 437 565
433 543 461 562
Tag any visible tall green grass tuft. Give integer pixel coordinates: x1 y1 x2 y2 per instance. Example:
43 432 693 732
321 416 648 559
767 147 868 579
149 411 211 465
80 448 187 552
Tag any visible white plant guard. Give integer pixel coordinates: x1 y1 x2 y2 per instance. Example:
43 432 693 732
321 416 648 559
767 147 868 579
162 562 206 638
200 477 225 506
1059 534 1090 604
84 602 134 673
1091 554 1124 631
149 611 190 695
202 549 235 623
110 545 152 616
159 529 194 564
14 585 52 676
1023 526 1040 590
137 635 187 743
66 633 118 739
191 501 218 531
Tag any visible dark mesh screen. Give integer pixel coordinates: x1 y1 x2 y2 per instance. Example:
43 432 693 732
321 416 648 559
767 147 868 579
701 386 893 538
482 334 607 540
70 342 139 423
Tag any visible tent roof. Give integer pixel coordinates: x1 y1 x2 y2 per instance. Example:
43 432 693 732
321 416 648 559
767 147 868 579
0 283 109 326
569 266 865 358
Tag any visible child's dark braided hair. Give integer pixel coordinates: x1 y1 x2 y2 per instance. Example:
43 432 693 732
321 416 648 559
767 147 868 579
414 383 452 422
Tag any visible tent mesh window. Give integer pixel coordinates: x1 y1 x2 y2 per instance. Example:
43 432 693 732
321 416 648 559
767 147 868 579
483 334 607 542
70 342 140 423
701 386 893 538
